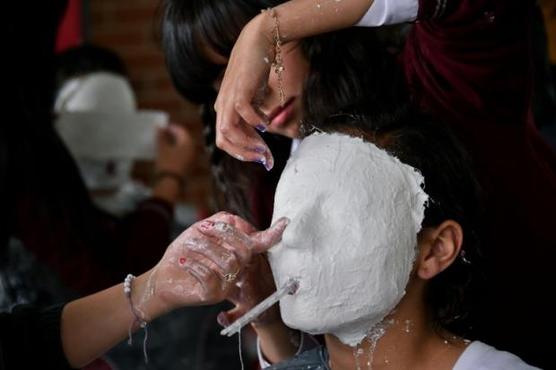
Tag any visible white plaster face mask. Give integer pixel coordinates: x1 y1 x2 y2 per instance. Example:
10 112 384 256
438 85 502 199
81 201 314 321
268 133 428 346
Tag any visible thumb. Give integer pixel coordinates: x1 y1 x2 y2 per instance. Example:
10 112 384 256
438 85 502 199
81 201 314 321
250 217 289 254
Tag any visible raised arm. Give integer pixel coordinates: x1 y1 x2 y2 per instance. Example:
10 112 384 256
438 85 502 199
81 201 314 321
214 0 373 166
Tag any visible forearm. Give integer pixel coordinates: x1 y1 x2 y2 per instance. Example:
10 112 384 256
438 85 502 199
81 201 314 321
254 0 374 44
253 321 299 364
60 271 167 368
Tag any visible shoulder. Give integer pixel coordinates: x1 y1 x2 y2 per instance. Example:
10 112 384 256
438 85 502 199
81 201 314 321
453 341 541 370
268 346 329 370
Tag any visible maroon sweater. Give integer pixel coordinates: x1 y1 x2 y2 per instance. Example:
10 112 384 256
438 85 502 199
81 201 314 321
404 1 555 367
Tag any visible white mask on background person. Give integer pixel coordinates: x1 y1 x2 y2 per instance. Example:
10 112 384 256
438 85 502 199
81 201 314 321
53 72 168 215
54 72 168 192
268 133 428 346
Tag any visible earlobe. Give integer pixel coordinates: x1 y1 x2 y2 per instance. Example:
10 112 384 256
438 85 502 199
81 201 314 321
417 221 463 280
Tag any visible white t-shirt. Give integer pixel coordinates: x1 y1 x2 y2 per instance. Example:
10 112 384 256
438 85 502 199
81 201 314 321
259 340 540 369
355 0 418 27
453 341 541 370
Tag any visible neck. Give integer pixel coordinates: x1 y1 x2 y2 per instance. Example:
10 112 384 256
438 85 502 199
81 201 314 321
325 284 467 370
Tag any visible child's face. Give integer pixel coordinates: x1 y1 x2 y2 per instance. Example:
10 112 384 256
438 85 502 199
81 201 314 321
269 133 429 346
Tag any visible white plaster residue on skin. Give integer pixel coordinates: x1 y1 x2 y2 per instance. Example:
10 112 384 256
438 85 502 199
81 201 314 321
268 133 428 346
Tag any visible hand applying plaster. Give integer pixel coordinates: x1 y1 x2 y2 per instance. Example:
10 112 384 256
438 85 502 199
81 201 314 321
132 212 289 317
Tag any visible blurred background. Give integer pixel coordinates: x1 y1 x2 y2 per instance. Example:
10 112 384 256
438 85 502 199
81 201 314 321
59 0 211 217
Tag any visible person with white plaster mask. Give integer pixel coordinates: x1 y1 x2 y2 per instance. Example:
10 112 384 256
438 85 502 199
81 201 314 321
161 0 555 367
54 61 194 216
264 111 539 370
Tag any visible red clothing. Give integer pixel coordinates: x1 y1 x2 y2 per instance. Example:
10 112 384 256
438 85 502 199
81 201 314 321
404 1 556 367
13 191 173 295
7 133 174 295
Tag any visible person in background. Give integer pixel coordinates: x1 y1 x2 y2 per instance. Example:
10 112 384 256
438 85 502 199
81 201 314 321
54 44 194 217
1 4 241 370
0 5 193 301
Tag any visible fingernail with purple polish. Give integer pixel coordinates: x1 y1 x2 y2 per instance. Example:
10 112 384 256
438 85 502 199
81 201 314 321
264 156 274 171
255 157 267 166
254 145 267 154
255 124 267 133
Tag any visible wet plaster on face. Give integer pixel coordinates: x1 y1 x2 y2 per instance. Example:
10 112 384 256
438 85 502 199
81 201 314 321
269 132 428 346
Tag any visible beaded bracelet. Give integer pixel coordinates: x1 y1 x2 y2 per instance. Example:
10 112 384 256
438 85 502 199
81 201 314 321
124 274 149 363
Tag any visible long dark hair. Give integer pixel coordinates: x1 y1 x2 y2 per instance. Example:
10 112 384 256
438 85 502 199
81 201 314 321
162 0 289 228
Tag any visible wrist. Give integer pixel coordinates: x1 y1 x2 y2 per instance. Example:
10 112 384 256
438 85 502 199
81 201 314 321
131 270 171 322
250 10 278 60
253 320 300 363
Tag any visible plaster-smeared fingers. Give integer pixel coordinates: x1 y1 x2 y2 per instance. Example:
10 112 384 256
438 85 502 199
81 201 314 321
250 217 290 254
182 254 223 295
208 211 258 234
182 238 241 278
199 218 289 257
198 221 254 265
183 263 211 294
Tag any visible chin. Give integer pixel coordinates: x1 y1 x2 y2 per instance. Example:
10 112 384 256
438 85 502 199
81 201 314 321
268 120 301 139
280 300 339 335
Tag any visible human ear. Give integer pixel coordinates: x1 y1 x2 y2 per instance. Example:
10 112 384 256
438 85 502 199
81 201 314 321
416 221 463 280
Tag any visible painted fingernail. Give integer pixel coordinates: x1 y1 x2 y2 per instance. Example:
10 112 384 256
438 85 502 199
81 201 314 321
254 145 267 154
255 124 268 133
200 220 214 231
255 157 267 168
264 156 274 171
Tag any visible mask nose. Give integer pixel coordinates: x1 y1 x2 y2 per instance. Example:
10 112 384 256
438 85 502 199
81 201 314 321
280 206 325 251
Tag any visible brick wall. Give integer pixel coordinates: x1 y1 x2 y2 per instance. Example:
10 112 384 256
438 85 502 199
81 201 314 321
89 0 212 214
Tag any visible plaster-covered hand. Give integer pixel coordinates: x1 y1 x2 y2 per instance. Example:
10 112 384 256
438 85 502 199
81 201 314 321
217 253 281 327
213 0 372 166
135 212 289 317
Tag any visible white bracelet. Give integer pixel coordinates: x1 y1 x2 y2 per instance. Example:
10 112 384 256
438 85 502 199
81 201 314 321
124 274 149 363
